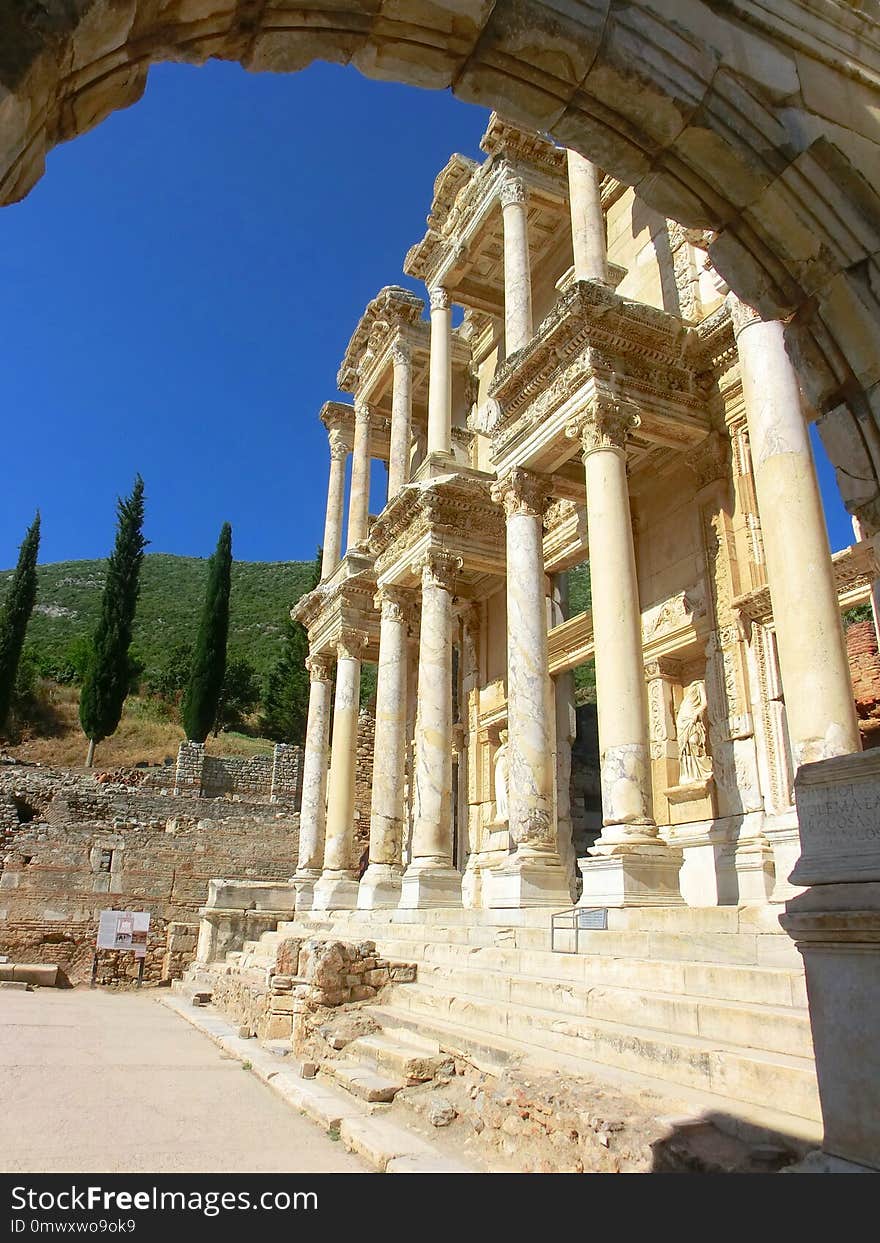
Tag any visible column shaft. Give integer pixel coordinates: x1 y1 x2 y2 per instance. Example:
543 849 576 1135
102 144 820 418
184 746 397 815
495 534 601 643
358 590 410 908
312 634 364 910
400 552 462 907
733 304 860 767
347 403 371 548
387 342 413 499
427 288 452 458
321 436 348 578
566 150 607 283
489 471 571 907
568 402 683 905
500 178 533 355
293 654 334 910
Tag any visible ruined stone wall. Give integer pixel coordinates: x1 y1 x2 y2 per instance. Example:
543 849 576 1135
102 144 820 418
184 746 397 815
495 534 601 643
847 619 880 745
174 741 303 802
0 767 298 984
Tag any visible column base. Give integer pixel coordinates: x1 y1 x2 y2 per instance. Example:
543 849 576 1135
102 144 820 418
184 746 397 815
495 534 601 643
398 863 462 909
356 863 403 910
291 869 321 912
764 810 805 903
578 843 683 908
488 851 573 909
311 870 360 911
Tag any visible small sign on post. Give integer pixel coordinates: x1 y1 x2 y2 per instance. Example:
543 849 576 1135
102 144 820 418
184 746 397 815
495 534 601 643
92 910 150 988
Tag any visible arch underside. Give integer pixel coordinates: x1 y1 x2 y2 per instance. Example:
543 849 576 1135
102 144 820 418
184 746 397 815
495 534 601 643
2 0 879 527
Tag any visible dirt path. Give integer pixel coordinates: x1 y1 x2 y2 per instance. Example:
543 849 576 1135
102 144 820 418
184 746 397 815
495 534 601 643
0 988 369 1173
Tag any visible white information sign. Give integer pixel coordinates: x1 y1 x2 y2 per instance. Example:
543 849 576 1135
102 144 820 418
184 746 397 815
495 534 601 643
96 909 150 958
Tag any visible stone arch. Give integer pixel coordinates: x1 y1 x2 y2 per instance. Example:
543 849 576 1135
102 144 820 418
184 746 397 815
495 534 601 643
2 2 879 524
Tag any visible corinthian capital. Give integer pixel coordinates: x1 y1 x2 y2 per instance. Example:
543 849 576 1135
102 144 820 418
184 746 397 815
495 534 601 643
374 584 414 626
726 292 762 339
306 652 334 683
429 286 451 313
337 629 368 662
491 468 547 520
413 549 462 593
328 428 350 461
390 339 412 369
354 399 371 425
566 395 640 458
500 176 527 209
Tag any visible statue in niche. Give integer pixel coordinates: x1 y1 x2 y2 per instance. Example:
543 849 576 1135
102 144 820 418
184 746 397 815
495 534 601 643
676 681 713 785
490 729 510 826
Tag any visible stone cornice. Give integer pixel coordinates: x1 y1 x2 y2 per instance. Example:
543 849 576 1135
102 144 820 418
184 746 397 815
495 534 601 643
337 285 425 393
479 113 566 178
488 280 708 462
734 540 879 625
404 119 568 292
320 399 355 438
370 475 506 583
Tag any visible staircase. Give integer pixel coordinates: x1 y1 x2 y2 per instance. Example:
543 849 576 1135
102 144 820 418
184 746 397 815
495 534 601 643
192 903 820 1144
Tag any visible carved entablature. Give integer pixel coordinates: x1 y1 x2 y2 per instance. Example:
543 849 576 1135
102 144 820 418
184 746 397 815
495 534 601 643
337 284 426 395
370 476 506 599
293 566 380 661
734 540 879 626
404 114 569 305
641 584 709 655
687 430 729 490
488 280 711 477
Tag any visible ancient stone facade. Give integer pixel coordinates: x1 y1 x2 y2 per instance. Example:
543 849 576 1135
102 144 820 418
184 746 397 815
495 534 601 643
291 113 878 916
0 768 299 983
2 2 879 548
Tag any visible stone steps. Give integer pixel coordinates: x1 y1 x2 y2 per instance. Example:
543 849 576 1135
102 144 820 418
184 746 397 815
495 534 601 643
205 905 817 1137
345 1030 448 1084
321 1061 405 1103
279 911 800 968
386 981 819 1122
371 988 821 1137
323 936 806 1008
411 959 812 1059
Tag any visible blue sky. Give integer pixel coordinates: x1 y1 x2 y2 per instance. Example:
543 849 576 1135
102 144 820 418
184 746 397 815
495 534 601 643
0 59 853 568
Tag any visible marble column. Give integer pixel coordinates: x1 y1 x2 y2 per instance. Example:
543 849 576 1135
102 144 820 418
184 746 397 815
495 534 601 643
347 401 371 549
400 550 463 908
292 652 334 910
551 573 578 897
500 175 533 356
731 297 860 770
359 587 411 909
321 430 349 579
489 469 571 908
567 397 682 906
427 287 452 458
566 150 608 284
387 340 413 500
312 630 365 910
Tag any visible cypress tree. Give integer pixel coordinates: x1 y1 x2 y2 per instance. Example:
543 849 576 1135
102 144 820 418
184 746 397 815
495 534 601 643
261 549 321 744
79 477 148 766
0 513 41 734
182 523 233 743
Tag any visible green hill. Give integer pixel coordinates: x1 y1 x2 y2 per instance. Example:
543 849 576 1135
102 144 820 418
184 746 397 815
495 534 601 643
0 553 316 684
